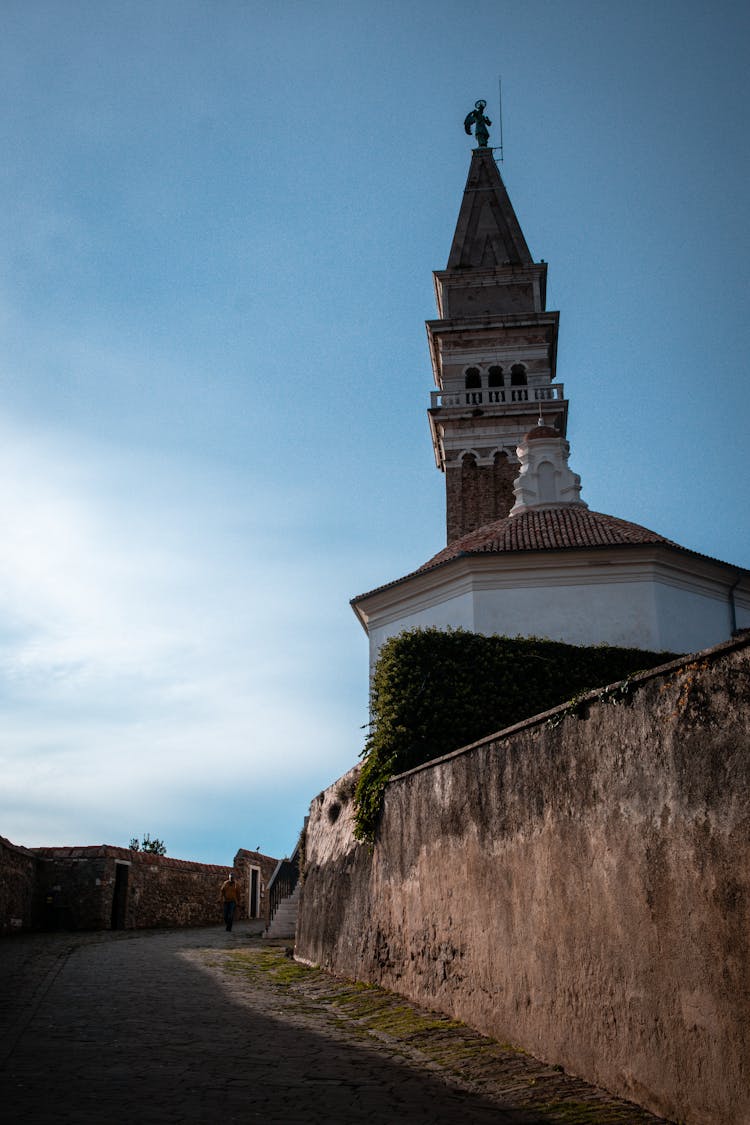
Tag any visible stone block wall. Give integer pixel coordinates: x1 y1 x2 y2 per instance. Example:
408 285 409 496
234 848 278 926
30 846 241 931
0 844 276 932
0 835 42 933
296 635 750 1125
35 848 115 930
1 840 281 933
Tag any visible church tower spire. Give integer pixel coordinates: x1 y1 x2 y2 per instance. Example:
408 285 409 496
427 147 568 543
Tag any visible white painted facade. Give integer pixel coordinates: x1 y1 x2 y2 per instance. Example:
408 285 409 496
354 546 750 676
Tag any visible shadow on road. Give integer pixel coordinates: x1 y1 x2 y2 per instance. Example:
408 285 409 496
1 926 543 1124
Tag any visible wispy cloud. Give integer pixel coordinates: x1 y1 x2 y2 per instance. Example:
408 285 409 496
0 415 364 855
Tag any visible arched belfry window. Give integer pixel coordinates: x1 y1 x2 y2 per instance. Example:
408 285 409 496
488 365 504 387
510 364 527 386
464 366 482 406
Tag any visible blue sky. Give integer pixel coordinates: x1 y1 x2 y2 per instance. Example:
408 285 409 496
1 0 748 864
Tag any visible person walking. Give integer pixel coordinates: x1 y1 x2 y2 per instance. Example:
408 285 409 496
220 872 239 932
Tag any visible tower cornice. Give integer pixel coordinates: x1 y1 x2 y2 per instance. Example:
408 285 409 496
426 310 560 387
433 261 548 319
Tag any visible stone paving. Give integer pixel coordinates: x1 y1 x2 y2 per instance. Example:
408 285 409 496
0 924 668 1124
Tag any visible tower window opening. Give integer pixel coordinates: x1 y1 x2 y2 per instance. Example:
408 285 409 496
464 366 482 405
488 366 504 387
510 364 527 386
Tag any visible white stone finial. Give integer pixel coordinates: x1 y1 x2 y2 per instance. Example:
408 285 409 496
510 425 587 516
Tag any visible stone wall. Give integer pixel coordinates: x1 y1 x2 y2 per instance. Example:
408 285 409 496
0 844 276 933
30 846 242 931
2 838 280 933
234 848 278 926
296 635 750 1125
0 835 43 933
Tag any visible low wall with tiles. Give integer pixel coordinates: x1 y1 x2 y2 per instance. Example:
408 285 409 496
296 635 750 1125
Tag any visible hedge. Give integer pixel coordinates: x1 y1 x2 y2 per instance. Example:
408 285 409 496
353 628 676 843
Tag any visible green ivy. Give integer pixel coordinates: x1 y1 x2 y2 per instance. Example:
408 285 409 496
353 628 675 843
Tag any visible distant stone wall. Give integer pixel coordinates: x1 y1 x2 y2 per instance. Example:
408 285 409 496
234 848 279 926
0 843 277 933
35 848 115 930
0 836 42 934
30 846 241 931
297 635 750 1125
127 852 243 930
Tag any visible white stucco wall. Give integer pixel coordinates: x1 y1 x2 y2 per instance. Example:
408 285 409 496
475 573 736 655
367 588 474 674
730 585 750 634
650 579 735 653
356 548 748 676
473 577 660 650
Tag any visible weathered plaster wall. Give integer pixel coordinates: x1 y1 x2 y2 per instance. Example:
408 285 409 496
297 635 750 1125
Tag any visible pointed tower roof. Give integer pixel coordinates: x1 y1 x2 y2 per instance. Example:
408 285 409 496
447 148 533 269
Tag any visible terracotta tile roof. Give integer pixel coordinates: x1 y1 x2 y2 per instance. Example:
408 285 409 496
420 508 678 568
30 844 233 873
352 507 746 606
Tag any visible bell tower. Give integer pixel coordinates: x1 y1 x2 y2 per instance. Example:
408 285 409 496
427 147 568 543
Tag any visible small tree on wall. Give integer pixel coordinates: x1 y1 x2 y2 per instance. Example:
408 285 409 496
129 833 167 855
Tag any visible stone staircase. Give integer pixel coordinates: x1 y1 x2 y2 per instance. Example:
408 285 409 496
265 881 301 939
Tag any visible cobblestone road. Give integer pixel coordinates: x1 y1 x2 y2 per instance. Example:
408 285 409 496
0 925 667 1124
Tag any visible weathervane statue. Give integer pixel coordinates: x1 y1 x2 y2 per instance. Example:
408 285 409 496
464 99 492 147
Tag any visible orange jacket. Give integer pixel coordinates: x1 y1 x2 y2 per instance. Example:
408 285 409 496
220 879 238 903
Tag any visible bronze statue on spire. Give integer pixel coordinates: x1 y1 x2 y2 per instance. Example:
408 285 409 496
464 100 492 147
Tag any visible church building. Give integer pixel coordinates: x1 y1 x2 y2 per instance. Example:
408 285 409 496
352 139 750 673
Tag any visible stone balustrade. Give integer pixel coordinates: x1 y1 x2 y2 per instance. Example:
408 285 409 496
431 382 565 409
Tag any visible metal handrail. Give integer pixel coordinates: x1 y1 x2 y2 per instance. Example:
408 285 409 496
267 855 299 923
